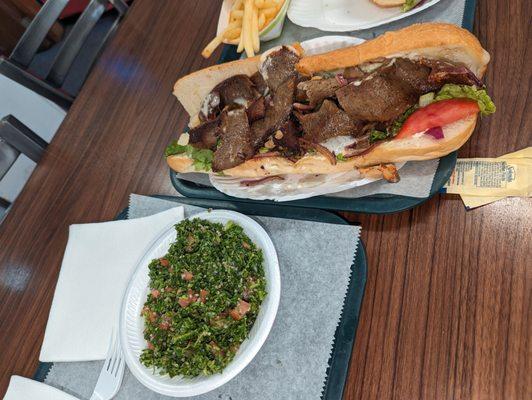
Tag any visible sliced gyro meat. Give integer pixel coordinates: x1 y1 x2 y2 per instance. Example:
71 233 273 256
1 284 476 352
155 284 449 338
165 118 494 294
246 97 266 122
215 74 260 108
250 77 296 149
212 108 254 171
336 75 417 122
273 119 301 152
199 75 260 121
259 46 300 91
297 78 342 107
188 118 220 150
250 71 269 96
385 58 439 94
296 100 364 143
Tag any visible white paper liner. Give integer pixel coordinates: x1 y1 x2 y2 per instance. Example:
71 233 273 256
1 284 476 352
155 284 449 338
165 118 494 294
210 162 406 201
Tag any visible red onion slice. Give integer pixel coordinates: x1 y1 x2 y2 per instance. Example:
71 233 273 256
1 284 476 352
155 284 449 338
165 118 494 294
299 138 337 165
335 73 348 86
252 151 281 159
293 102 315 111
424 126 444 140
240 176 284 187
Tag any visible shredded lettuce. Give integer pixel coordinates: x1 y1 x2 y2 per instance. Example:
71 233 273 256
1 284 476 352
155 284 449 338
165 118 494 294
434 84 496 116
387 106 417 137
165 141 213 171
419 92 435 107
369 106 418 144
336 153 347 162
369 130 389 143
402 0 421 12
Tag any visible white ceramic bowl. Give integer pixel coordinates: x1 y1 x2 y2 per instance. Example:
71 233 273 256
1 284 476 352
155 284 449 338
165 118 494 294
119 210 280 397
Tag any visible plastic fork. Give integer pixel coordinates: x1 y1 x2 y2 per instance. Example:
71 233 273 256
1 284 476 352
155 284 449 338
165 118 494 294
90 329 125 400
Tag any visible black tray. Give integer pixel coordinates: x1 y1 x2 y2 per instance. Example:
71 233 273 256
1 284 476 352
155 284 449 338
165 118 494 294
170 0 476 213
170 151 456 214
35 195 367 400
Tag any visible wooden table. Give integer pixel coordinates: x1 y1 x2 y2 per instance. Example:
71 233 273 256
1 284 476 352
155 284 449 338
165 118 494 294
0 0 530 398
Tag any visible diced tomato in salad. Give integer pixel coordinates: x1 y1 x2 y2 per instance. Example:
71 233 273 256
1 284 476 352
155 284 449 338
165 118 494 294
395 99 480 139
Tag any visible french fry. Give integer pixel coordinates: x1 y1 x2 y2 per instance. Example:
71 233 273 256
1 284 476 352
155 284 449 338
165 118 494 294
224 27 242 40
233 0 243 10
254 0 265 7
201 34 223 58
225 21 241 30
230 9 244 19
252 5 260 52
258 12 266 30
258 0 277 8
237 28 244 52
243 0 255 57
262 7 277 17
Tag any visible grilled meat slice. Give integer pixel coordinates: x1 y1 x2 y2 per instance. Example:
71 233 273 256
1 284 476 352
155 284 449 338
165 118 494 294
246 97 266 122
212 108 254 171
188 118 220 150
387 58 439 93
250 77 295 149
297 78 342 107
216 74 260 107
274 119 301 152
250 71 268 96
259 46 300 91
420 59 484 87
336 75 417 122
199 75 260 121
296 99 364 143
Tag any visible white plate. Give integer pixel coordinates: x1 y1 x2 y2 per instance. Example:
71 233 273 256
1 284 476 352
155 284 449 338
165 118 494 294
288 0 441 31
119 210 280 397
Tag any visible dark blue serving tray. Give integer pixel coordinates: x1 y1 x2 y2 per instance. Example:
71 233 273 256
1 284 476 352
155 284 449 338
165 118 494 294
35 195 367 400
170 0 476 214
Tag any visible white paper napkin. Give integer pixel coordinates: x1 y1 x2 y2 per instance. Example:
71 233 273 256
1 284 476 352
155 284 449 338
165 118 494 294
39 206 185 362
3 376 78 400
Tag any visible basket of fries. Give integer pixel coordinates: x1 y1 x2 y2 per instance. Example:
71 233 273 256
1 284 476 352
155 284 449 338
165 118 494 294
202 0 290 58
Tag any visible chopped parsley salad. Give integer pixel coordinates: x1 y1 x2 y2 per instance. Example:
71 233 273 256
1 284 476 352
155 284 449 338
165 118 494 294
140 218 267 377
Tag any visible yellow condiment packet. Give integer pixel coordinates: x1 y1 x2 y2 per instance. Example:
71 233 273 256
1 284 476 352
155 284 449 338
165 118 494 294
444 147 531 209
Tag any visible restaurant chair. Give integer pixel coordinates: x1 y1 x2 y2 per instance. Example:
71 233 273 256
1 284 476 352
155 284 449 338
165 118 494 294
0 115 48 221
0 0 129 110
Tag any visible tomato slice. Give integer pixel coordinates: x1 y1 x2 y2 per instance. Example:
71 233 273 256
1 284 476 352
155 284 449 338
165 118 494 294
395 99 479 139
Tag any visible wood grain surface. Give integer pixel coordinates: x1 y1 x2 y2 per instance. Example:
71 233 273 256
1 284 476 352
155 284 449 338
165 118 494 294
0 0 530 399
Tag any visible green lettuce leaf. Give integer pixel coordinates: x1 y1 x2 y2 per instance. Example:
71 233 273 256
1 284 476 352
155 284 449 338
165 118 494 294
164 141 214 172
434 84 496 116
369 106 418 144
369 130 389 143
336 153 347 162
402 0 421 12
